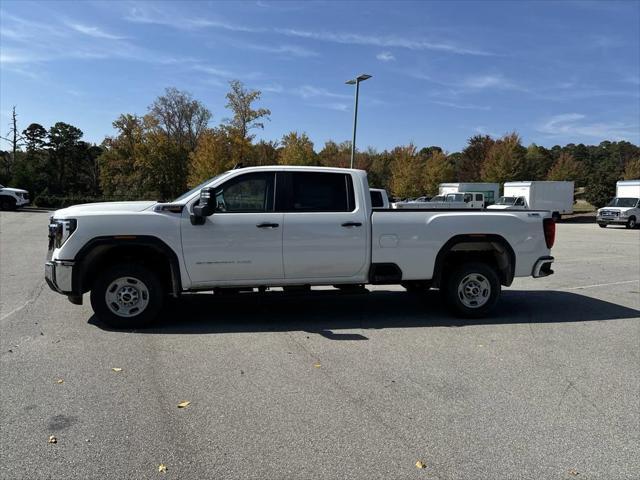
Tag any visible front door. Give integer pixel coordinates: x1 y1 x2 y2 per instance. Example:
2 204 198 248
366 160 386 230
181 172 284 285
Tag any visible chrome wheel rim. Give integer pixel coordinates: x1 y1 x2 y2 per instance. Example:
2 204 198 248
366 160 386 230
457 273 491 309
105 276 150 317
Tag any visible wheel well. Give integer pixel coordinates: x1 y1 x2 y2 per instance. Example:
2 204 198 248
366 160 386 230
73 238 181 296
433 235 515 287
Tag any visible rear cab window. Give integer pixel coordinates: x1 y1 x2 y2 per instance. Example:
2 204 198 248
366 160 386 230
289 172 355 212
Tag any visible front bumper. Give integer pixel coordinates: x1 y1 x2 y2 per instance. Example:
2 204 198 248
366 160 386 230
45 260 74 294
596 216 626 225
532 256 554 278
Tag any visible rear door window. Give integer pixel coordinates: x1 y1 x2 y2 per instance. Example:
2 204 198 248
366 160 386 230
290 172 355 212
370 191 383 208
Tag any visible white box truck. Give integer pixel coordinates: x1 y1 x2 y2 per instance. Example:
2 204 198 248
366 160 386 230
439 183 500 206
488 181 574 220
596 180 640 229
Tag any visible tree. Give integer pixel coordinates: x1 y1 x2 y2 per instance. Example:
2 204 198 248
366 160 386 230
146 88 212 198
47 122 84 194
546 152 581 181
188 128 235 187
319 140 351 168
623 158 640 180
389 143 423 198
0 107 24 181
22 123 47 153
224 80 270 164
423 151 456 196
458 135 494 182
524 144 554 181
278 132 317 166
481 132 527 183
252 140 279 166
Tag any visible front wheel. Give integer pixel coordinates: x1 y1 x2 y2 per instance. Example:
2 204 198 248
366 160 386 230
90 263 164 329
626 216 637 229
443 262 501 318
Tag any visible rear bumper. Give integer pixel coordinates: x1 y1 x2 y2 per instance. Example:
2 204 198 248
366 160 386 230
45 260 74 294
532 256 554 278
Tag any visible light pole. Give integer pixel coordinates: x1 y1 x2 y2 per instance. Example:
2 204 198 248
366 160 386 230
345 74 372 169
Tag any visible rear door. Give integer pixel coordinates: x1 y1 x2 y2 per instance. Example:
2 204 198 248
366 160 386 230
282 171 368 280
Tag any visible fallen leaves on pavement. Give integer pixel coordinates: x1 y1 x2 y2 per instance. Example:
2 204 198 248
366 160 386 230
48 435 57 444
56 379 64 384
177 401 191 408
313 363 321 368
158 464 167 473
111 368 123 372
415 461 426 469
568 469 579 476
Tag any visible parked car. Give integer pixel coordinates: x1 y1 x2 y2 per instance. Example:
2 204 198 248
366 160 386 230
596 180 640 229
45 166 556 328
439 182 499 206
395 192 485 209
0 184 30 210
488 181 574 221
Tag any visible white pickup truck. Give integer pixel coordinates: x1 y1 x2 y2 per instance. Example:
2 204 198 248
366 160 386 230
45 166 556 328
0 183 30 210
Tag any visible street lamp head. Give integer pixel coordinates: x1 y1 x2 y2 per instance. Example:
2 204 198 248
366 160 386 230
345 74 372 85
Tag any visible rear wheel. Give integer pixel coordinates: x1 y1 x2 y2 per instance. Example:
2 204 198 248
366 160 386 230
443 262 500 318
626 216 637 229
598 223 607 228
90 263 164 329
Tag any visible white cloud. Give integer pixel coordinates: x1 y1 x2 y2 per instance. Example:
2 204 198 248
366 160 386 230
431 101 490 111
67 22 126 40
293 85 351 100
461 74 520 90
537 113 639 140
309 102 349 112
276 29 495 56
238 43 319 57
376 51 395 62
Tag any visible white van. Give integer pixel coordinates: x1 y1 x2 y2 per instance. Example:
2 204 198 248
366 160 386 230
596 180 640 229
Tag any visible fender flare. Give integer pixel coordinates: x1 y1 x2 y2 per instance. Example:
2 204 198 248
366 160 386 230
71 235 182 296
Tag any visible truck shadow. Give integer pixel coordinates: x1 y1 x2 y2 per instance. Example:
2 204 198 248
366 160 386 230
88 289 639 337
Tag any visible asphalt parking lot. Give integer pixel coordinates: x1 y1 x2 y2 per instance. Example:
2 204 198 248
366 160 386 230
1 210 638 480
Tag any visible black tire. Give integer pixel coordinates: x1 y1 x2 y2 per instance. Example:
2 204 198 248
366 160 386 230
598 223 607 228
552 212 561 222
0 196 16 211
90 263 164 329
626 216 637 229
442 262 501 318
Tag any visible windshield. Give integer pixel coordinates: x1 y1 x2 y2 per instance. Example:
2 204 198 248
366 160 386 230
173 173 226 202
430 195 445 202
447 193 464 202
606 197 639 208
496 196 517 205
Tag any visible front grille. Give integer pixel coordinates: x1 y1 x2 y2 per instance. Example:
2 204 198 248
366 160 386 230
600 210 619 216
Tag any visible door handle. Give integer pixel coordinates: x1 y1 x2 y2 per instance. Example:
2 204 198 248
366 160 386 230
341 222 362 227
256 222 279 228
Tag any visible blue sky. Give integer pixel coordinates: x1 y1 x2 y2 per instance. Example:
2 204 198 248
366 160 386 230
1 0 639 152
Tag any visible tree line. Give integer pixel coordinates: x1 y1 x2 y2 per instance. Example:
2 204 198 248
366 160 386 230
2 81 639 208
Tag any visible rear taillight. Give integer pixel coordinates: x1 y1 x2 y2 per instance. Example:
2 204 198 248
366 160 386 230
543 218 555 249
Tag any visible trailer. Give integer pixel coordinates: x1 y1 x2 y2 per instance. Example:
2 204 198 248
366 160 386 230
439 183 500 205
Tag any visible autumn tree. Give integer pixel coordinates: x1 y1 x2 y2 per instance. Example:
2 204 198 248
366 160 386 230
389 144 424 198
622 158 640 180
278 132 317 166
224 80 270 164
481 132 527 183
525 144 554 180
319 140 351 168
458 135 494 182
423 151 456 196
547 152 581 181
188 128 235 187
252 140 279 166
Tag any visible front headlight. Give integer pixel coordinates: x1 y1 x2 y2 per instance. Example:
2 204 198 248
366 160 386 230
51 219 77 248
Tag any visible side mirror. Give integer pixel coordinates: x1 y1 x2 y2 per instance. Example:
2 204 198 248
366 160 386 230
191 187 215 225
